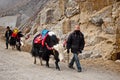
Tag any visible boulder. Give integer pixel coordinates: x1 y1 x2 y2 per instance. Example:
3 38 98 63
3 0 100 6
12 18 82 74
86 35 107 46
102 24 116 34
40 9 54 25
79 51 93 59
62 19 71 34
90 52 102 58
65 0 80 18
90 17 104 26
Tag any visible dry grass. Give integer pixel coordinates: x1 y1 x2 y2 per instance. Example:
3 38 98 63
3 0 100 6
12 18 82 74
21 43 32 53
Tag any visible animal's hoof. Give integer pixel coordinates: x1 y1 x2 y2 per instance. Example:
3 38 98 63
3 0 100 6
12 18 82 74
46 64 49 67
46 66 49 68
34 62 36 64
56 67 60 71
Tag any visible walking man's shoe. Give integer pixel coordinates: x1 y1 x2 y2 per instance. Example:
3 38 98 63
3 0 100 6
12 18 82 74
78 69 82 72
68 65 75 69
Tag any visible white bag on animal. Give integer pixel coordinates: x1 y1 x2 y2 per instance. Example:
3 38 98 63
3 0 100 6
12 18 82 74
20 41 24 46
53 44 65 62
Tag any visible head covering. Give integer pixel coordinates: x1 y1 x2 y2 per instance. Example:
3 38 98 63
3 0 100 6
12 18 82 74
6 26 10 29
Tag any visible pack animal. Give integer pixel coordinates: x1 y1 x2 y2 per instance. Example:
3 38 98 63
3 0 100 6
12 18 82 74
31 30 60 70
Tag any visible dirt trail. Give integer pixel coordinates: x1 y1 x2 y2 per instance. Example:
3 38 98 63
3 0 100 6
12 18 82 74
0 39 120 80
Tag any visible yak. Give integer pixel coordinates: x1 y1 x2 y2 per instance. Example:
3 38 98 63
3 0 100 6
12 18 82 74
31 31 60 70
9 30 24 51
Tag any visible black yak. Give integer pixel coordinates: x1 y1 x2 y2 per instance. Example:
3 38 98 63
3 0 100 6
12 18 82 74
31 30 60 70
9 29 24 51
9 29 18 49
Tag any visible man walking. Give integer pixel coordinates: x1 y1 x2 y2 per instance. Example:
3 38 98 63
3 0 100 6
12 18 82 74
5 26 12 49
66 25 85 72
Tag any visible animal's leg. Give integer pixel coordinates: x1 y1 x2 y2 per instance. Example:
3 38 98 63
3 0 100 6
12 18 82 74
54 52 60 70
18 42 21 51
55 59 60 71
17 45 21 51
34 57 36 64
40 58 43 66
12 46 15 50
46 60 49 67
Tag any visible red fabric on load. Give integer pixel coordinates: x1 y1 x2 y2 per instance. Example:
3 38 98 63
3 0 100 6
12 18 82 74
11 33 17 37
34 34 42 44
34 33 49 48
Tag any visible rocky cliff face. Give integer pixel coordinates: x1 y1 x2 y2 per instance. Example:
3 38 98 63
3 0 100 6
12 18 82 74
22 0 120 60
0 0 49 27
0 0 30 12
1 0 120 60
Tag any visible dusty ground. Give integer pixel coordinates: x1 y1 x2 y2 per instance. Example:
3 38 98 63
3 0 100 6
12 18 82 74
0 38 120 80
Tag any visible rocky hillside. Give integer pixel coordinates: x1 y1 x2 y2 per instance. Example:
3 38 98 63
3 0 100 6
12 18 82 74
0 0 30 16
0 0 120 61
20 0 120 61
0 0 29 11
0 0 49 27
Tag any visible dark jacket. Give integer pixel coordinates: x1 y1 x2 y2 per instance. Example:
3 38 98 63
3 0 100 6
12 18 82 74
5 30 12 39
66 30 85 53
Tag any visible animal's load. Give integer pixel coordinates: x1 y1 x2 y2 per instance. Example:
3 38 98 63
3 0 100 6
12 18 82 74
33 29 49 46
34 34 42 44
41 29 49 39
11 28 18 37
